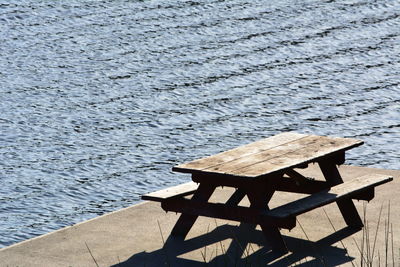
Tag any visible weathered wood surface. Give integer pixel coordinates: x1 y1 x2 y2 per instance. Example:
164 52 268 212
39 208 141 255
141 182 198 202
173 132 306 174
173 132 363 178
265 174 393 219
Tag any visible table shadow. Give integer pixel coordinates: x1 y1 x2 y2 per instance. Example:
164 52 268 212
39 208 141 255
112 223 359 267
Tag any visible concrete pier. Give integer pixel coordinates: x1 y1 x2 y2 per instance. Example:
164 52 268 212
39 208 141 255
1 165 399 266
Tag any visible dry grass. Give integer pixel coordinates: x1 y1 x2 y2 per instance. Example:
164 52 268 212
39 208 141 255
145 201 398 266
353 201 396 267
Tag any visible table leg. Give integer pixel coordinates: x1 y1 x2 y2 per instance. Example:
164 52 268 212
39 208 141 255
170 182 216 239
318 161 363 228
246 183 288 253
225 188 247 206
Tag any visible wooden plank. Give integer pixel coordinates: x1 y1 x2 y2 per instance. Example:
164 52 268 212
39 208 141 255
173 133 363 178
162 198 296 229
265 174 393 219
172 132 307 173
141 182 198 202
204 135 321 174
234 135 363 177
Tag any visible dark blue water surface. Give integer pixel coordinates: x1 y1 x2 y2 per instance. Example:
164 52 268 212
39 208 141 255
1 0 399 247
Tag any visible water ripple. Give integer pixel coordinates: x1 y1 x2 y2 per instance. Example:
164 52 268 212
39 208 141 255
1 0 400 248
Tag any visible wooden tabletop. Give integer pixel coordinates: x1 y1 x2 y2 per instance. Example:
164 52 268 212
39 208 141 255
173 132 363 178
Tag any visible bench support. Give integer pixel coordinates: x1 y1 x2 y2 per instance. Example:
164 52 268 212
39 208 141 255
163 198 296 229
264 174 393 228
170 183 215 238
246 180 288 253
319 161 363 228
142 167 392 253
162 179 290 252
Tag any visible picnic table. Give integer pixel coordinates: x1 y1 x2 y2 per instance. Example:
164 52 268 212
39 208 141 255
142 132 392 252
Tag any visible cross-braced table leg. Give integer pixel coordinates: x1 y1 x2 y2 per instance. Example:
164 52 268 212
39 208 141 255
319 161 363 229
170 183 216 238
246 181 288 253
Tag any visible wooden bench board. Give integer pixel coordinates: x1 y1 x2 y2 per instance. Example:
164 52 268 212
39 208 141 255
173 132 363 178
141 182 198 202
161 197 297 229
265 174 393 219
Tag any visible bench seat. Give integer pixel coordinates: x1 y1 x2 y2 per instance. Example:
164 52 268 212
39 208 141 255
265 173 393 222
141 181 198 202
142 174 392 230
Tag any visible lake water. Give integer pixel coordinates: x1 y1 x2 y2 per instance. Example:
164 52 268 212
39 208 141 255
0 0 399 248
